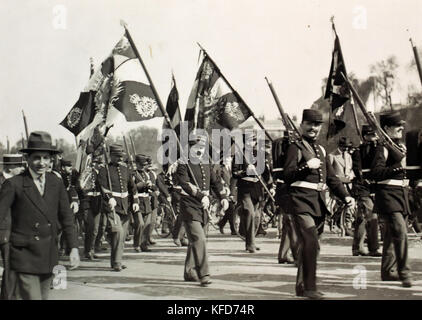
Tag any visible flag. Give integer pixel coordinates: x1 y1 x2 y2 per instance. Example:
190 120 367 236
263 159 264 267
162 75 181 171
325 33 351 138
185 55 251 133
163 74 181 136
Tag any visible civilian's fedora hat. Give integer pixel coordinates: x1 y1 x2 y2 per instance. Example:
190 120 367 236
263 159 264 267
0 154 25 165
20 131 60 154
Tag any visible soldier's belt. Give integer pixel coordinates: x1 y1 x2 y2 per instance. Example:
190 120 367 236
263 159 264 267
135 192 149 198
272 168 283 172
417 181 422 188
362 169 371 173
290 181 327 191
406 166 421 170
86 191 101 197
180 188 209 197
378 179 409 187
276 179 285 184
102 188 129 198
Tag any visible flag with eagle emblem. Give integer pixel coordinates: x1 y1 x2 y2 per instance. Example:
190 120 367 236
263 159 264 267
184 54 251 134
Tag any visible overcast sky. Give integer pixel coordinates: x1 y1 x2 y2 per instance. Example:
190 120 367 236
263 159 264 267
1 0 422 146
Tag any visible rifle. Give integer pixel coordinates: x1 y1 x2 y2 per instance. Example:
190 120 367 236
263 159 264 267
340 72 405 161
123 135 139 225
265 77 315 161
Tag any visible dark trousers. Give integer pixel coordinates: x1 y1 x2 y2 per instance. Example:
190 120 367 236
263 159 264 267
381 212 411 280
95 213 108 250
293 212 324 293
240 193 260 249
172 213 186 240
278 213 298 262
218 202 236 233
15 273 52 300
183 220 209 280
0 243 16 300
149 208 158 240
141 212 153 247
108 213 130 268
353 196 379 253
84 208 102 254
133 211 145 248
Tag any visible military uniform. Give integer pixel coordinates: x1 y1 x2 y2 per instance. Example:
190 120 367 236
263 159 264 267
371 112 411 285
283 110 350 297
351 126 381 256
145 160 159 245
272 137 298 264
98 144 138 270
217 160 237 235
176 139 227 284
233 134 272 253
79 160 104 259
133 155 151 251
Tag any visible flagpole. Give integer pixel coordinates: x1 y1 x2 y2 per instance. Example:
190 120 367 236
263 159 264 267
6 136 10 154
22 110 29 143
409 37 422 89
120 20 201 189
196 43 274 143
21 133 25 149
331 18 362 142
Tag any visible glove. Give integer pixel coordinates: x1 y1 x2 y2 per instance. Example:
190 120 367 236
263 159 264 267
166 196 172 203
270 188 276 197
221 199 229 211
344 196 355 208
201 196 210 209
154 191 160 196
306 158 321 169
69 248 80 270
132 203 140 212
146 181 153 187
70 202 79 214
224 186 231 197
246 164 257 175
108 197 117 210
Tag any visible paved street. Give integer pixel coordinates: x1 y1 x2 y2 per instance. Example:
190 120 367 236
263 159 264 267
49 226 422 300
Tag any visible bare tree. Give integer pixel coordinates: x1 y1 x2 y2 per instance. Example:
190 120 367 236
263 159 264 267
370 56 399 110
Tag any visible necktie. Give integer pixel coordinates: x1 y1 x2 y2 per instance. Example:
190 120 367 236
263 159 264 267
38 176 45 196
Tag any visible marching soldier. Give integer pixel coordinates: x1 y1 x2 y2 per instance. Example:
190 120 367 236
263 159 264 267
176 135 229 286
145 156 159 246
328 137 355 237
80 156 104 260
272 136 298 264
351 125 382 257
370 112 412 287
283 110 354 299
133 155 151 252
0 154 25 299
217 155 237 235
0 131 79 299
98 144 139 271
58 160 80 256
233 131 274 253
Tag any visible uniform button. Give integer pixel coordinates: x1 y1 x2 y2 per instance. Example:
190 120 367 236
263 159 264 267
48 223 51 227
34 236 40 241
35 222 40 228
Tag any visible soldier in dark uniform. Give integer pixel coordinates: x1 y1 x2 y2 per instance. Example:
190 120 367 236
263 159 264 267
145 157 159 246
176 135 229 286
79 156 104 260
233 131 274 253
58 160 80 256
0 132 79 299
370 112 412 287
0 154 25 299
272 136 298 264
283 110 354 299
134 155 155 252
351 125 382 257
133 155 151 252
217 155 237 235
98 144 139 271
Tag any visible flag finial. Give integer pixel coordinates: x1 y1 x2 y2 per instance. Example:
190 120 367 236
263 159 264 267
120 19 128 28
